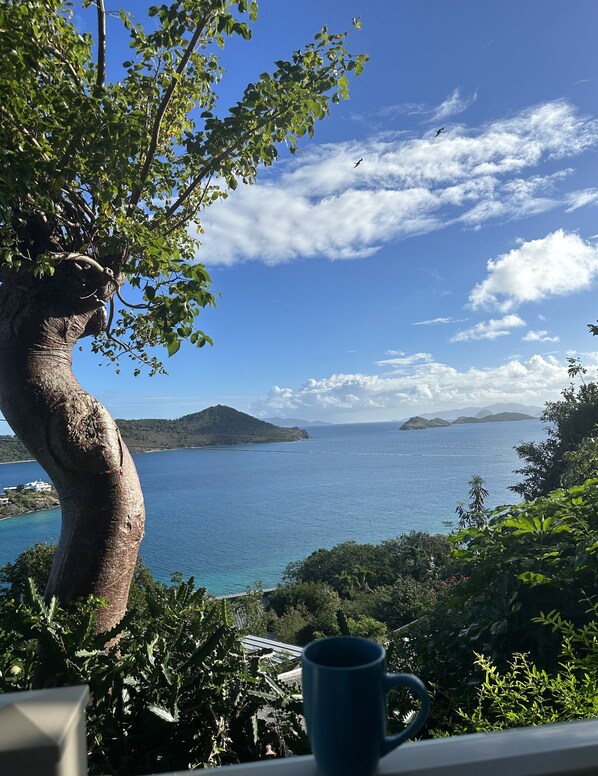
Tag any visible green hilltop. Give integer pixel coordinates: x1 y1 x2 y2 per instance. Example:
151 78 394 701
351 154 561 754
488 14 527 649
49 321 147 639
116 405 309 453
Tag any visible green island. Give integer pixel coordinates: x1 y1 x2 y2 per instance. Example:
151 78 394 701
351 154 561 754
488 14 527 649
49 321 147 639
0 484 59 520
400 411 536 430
0 405 308 465
117 404 308 453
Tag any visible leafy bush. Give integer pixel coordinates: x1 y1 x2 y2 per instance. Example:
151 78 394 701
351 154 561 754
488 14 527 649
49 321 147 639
266 582 342 645
451 479 598 670
453 608 598 733
285 533 454 592
0 564 305 774
513 362 598 499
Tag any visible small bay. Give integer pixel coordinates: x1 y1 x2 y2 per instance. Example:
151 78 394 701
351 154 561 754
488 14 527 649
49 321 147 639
0 419 546 595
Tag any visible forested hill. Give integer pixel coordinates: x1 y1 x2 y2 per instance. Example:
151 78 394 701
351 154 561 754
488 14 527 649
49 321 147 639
0 435 31 462
117 405 309 453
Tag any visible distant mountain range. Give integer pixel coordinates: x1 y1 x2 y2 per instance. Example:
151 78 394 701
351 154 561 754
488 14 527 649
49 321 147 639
264 416 330 427
0 406 309 463
400 411 538 431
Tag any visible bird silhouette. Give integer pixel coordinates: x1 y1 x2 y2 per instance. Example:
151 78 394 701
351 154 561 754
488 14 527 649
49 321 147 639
354 158 363 168
434 127 445 138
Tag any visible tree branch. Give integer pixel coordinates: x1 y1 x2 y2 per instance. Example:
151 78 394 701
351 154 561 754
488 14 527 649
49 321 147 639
48 46 83 89
161 172 214 237
116 287 151 310
95 0 107 89
49 251 115 279
127 15 210 212
0 105 49 159
155 125 258 225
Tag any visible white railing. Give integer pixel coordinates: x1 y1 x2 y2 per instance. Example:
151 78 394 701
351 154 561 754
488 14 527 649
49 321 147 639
1 686 598 776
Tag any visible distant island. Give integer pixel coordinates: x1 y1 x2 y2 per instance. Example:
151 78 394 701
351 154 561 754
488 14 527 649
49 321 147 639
117 405 309 453
0 406 308 464
400 412 537 430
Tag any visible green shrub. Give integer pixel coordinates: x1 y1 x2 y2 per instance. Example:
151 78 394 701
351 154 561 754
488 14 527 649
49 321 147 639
0 569 305 774
453 608 598 733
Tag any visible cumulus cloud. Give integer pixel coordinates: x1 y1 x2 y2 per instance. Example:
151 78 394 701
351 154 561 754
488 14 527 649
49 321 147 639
522 330 560 342
469 230 598 310
451 314 526 342
196 101 598 266
252 353 578 422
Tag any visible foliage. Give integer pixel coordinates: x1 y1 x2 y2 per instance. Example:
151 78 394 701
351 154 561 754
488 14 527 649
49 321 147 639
451 479 598 669
455 475 490 529
266 582 341 645
285 532 455 592
0 568 305 774
384 476 598 733
0 542 56 600
453 607 598 733
0 0 367 373
0 542 166 615
513 360 598 499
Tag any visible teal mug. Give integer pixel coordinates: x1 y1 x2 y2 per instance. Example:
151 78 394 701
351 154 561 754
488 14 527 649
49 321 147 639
301 636 429 776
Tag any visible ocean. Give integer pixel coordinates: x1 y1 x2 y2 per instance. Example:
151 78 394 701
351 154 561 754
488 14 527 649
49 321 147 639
0 419 546 595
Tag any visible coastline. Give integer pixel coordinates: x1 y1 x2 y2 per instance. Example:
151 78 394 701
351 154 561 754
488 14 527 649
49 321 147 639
0 504 60 523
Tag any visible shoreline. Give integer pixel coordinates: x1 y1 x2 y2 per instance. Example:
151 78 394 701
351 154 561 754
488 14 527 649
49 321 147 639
0 503 60 523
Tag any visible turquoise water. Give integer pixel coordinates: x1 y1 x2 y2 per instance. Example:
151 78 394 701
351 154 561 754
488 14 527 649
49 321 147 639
0 420 545 594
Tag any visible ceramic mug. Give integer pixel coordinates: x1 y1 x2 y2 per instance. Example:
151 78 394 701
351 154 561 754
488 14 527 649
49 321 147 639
301 636 429 776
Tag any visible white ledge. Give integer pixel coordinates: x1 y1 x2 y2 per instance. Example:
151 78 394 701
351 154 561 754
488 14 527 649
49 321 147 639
0 685 88 776
1 687 597 776
186 718 598 776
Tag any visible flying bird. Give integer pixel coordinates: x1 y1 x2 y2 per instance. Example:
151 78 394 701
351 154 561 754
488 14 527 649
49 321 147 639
354 158 363 168
434 127 445 138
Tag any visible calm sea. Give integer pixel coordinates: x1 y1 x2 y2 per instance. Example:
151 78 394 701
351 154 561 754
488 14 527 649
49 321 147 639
0 419 546 595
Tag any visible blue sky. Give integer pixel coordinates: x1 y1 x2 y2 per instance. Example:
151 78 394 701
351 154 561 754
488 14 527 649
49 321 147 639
74 1 598 423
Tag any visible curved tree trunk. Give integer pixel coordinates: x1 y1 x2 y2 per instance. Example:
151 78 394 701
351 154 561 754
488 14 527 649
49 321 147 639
0 275 145 633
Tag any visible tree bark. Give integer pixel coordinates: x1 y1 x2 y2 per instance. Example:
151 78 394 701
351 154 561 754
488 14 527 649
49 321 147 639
0 274 145 633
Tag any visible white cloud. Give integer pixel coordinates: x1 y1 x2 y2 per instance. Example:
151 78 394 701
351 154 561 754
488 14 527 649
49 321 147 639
469 230 598 310
252 353 578 422
429 88 478 123
412 316 467 325
522 330 560 343
451 314 526 342
565 188 598 211
375 352 433 368
196 101 598 266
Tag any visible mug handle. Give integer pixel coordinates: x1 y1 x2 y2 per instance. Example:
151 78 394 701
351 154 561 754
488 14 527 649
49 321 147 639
380 673 430 756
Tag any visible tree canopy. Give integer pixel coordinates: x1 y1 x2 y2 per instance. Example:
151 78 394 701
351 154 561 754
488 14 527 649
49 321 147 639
0 0 366 373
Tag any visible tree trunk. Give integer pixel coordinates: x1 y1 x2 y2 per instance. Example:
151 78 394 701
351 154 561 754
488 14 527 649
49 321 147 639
0 275 145 633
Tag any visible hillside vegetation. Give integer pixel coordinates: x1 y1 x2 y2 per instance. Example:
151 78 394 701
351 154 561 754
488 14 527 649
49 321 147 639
0 486 59 519
117 405 309 453
0 435 31 462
